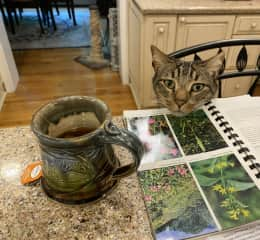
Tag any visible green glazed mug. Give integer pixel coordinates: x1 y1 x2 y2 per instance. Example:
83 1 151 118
31 96 144 204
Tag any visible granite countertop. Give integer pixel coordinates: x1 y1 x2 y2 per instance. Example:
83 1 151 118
133 0 260 14
0 117 153 240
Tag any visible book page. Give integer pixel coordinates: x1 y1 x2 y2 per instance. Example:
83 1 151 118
124 106 260 240
138 163 220 240
138 151 260 240
203 102 260 190
124 108 230 169
189 152 260 231
213 96 260 157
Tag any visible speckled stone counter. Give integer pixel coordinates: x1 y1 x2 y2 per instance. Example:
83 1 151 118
0 117 153 240
134 0 260 14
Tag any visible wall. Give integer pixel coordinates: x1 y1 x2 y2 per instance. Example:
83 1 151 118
0 18 19 92
118 0 129 85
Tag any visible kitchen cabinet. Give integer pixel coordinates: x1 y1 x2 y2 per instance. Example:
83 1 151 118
128 0 260 107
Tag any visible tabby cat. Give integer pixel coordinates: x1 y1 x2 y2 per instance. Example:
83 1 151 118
151 45 225 116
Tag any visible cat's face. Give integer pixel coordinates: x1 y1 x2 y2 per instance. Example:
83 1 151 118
151 45 225 116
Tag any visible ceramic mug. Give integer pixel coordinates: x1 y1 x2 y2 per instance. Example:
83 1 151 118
31 96 144 204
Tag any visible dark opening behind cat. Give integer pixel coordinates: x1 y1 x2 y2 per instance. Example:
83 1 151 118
151 45 225 116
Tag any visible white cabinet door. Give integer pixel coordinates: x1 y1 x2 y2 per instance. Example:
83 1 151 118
176 15 235 60
143 15 177 107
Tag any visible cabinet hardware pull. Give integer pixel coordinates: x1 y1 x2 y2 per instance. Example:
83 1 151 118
235 84 240 89
180 17 186 23
158 27 165 33
251 22 257 29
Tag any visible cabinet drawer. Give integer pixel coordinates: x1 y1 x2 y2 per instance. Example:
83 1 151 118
221 77 254 97
234 16 260 34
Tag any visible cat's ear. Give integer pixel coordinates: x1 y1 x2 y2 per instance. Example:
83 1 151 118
151 45 173 72
202 51 225 77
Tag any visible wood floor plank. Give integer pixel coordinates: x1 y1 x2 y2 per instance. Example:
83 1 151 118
0 48 137 128
253 85 260 97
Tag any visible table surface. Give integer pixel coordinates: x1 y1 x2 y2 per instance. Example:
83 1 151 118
0 117 153 240
1 102 259 240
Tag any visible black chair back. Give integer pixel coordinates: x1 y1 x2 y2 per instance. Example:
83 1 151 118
168 39 260 97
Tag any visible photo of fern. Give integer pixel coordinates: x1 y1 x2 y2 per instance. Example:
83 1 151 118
167 109 227 155
138 164 218 240
127 115 181 164
190 153 260 230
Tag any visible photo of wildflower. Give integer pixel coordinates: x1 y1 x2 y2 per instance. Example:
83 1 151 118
127 115 182 164
138 164 218 240
190 153 260 230
167 109 227 155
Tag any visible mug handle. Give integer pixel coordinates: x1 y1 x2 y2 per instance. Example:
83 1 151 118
98 121 144 179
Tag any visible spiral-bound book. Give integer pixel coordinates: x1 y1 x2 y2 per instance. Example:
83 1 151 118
123 100 260 240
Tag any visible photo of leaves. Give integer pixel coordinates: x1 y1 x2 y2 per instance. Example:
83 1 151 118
190 153 260 229
167 109 227 155
127 115 181 164
139 164 218 240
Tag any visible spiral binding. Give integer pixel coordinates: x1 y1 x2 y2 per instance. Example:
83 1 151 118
205 101 260 179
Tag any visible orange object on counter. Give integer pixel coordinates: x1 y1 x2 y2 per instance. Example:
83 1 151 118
21 161 43 185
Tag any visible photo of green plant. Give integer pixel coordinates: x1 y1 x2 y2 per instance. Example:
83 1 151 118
138 164 218 240
190 154 260 230
167 109 227 155
127 115 181 164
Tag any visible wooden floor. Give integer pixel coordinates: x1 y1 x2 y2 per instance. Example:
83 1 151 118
0 48 137 128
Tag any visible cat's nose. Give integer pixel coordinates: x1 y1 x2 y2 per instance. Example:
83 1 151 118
176 99 186 107
175 88 188 108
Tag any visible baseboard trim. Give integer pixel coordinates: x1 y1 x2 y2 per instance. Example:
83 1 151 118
0 91 6 111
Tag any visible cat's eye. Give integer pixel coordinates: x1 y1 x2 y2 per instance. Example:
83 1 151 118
191 83 205 92
162 79 175 89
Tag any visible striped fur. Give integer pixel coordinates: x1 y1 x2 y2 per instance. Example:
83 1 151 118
151 45 225 116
